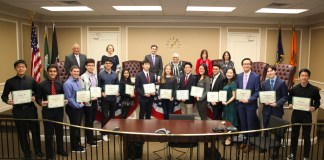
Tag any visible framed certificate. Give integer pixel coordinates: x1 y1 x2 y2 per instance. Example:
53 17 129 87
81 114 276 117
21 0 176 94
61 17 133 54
292 96 311 111
236 89 251 101
176 90 189 100
76 90 91 103
190 86 204 97
218 90 227 102
90 87 101 98
259 91 276 103
47 94 64 108
143 83 156 94
105 85 119 95
207 92 219 102
12 89 32 104
125 84 135 95
160 89 172 99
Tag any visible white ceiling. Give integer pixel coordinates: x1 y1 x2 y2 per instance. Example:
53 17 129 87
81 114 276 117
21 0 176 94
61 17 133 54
0 0 323 22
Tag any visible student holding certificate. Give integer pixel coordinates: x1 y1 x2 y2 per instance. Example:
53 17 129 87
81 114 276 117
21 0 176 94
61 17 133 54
135 59 156 119
98 58 119 141
210 63 225 120
286 68 321 160
63 65 86 152
178 62 197 115
195 64 211 120
1 60 43 159
37 64 68 159
80 58 100 146
119 69 135 119
158 64 177 119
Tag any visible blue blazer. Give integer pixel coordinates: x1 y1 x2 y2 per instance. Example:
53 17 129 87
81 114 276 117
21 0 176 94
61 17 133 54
261 78 288 117
135 71 156 102
236 71 260 110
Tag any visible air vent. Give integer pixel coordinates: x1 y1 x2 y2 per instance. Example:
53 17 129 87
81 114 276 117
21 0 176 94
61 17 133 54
267 3 289 8
61 1 82 5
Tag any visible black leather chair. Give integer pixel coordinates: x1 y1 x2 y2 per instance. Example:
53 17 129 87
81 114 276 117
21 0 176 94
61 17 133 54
56 61 69 83
276 64 296 91
251 62 269 82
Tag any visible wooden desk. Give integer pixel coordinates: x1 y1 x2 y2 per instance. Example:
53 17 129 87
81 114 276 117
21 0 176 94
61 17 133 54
104 119 232 160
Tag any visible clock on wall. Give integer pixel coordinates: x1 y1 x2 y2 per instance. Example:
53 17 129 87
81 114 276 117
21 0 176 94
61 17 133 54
166 37 181 49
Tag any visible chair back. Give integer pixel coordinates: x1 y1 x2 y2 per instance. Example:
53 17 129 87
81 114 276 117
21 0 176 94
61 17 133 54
97 61 101 75
56 61 69 83
268 115 289 137
122 60 143 77
275 64 296 90
169 114 195 120
211 59 223 66
251 62 269 82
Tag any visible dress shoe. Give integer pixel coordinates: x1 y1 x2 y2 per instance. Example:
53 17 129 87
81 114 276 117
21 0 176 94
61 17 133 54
87 141 98 147
35 151 44 157
240 144 247 149
57 150 69 157
72 146 85 153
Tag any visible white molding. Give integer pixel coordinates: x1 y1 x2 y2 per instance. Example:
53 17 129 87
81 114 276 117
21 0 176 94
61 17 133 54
0 18 19 60
309 80 324 85
227 27 261 31
126 26 129 61
308 26 324 69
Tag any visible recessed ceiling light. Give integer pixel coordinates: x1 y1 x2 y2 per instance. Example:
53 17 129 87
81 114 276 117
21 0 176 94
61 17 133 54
186 6 236 12
256 8 308 14
41 6 93 11
113 6 162 11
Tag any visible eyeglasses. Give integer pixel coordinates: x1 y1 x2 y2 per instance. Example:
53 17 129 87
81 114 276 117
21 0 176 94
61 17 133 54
242 63 251 66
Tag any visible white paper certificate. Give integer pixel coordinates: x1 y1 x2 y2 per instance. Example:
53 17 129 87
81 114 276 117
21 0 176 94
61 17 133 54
190 86 204 97
47 94 64 108
160 89 172 99
76 90 91 103
207 92 219 102
105 85 119 95
90 87 101 98
218 90 228 102
12 90 32 104
293 97 311 111
143 83 156 94
236 89 251 101
259 91 276 103
125 84 135 95
176 90 189 100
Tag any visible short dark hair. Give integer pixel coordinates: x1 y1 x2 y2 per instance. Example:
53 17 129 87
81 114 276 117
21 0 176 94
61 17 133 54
103 58 113 64
241 58 252 65
14 60 27 68
106 44 114 52
212 63 221 69
200 49 208 59
85 58 95 65
143 59 151 65
299 68 311 77
47 64 58 72
151 45 158 49
222 51 231 60
267 65 277 71
70 65 80 72
184 62 192 68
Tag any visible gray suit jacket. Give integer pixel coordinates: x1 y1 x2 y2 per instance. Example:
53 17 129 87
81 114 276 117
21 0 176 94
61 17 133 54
144 54 163 76
64 53 87 75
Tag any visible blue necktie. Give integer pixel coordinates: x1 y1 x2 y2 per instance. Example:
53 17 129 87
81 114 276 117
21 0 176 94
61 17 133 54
270 79 274 90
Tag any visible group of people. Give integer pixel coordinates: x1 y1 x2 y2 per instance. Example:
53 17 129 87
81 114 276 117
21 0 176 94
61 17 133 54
1 43 321 160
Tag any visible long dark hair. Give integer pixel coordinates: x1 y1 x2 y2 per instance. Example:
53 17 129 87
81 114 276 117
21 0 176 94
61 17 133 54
224 68 237 85
197 63 208 83
120 69 131 84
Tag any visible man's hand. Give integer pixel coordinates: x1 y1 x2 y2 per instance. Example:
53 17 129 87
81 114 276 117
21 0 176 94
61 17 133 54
7 99 13 105
310 106 316 112
41 101 48 107
288 104 293 109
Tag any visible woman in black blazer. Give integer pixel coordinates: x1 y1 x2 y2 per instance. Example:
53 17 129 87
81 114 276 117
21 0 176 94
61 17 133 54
119 69 135 119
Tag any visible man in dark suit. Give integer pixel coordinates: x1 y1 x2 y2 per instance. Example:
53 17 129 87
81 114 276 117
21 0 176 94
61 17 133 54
135 59 156 119
64 43 87 75
236 58 260 152
210 63 225 120
178 62 197 115
144 45 163 82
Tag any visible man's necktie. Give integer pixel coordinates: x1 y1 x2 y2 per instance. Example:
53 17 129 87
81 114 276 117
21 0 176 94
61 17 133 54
184 75 188 86
270 79 275 90
146 73 150 83
51 81 56 95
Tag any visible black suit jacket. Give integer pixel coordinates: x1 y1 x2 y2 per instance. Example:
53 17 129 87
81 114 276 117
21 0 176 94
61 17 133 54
64 53 87 75
144 54 163 77
135 71 156 102
210 73 225 106
178 74 197 104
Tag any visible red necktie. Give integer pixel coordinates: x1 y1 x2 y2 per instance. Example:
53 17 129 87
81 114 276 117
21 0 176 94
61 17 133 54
51 81 56 95
184 75 188 85
146 73 150 83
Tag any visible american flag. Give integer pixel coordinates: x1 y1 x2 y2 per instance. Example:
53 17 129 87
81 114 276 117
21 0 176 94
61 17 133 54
31 22 42 82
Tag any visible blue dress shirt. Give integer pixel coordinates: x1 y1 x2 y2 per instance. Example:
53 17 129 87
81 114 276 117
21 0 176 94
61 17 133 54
63 76 84 109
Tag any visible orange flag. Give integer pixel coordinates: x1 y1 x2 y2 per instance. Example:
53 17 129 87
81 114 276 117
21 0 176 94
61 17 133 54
289 27 297 66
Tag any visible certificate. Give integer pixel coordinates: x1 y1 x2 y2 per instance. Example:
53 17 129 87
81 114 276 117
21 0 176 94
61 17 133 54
76 90 90 103
143 83 156 94
218 90 227 102
190 86 204 97
207 92 219 102
292 97 311 111
236 89 251 101
12 89 32 104
160 89 172 99
47 94 64 108
125 84 135 95
90 87 101 98
176 90 189 100
105 85 119 95
259 91 276 103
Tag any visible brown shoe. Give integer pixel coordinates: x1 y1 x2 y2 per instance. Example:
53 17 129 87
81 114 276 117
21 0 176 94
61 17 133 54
240 144 247 149
243 145 252 153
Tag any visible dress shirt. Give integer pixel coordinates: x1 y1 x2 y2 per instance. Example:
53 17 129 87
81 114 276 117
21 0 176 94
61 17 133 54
288 83 321 109
98 69 119 101
269 76 277 90
63 76 84 109
37 79 64 106
75 54 80 67
211 73 220 89
151 54 155 66
243 70 251 89
81 71 98 90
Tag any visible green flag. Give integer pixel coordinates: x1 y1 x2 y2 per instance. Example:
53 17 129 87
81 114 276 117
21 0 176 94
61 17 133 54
44 26 50 79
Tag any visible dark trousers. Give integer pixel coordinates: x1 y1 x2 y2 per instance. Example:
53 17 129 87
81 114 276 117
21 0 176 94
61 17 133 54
42 107 64 158
139 99 153 119
290 110 312 158
65 105 83 149
262 106 282 128
238 106 258 143
120 99 132 119
196 100 208 120
12 106 41 156
161 99 174 119
101 100 116 128
211 103 223 120
84 100 98 141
